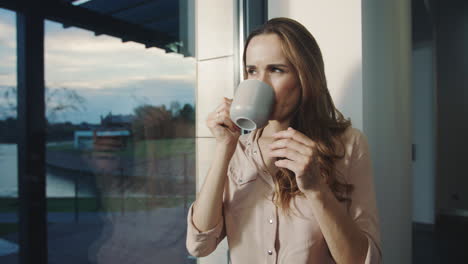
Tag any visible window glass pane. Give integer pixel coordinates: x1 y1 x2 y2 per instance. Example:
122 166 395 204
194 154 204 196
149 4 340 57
44 10 196 264
0 7 19 264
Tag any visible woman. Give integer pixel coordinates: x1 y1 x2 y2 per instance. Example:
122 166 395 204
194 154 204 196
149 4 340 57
186 17 382 264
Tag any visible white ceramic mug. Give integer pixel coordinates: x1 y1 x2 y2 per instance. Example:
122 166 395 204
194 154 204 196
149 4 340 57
230 79 275 131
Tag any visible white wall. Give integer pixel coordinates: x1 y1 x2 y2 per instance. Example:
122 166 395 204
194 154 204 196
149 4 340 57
412 43 435 224
269 0 363 130
362 0 412 263
195 0 236 263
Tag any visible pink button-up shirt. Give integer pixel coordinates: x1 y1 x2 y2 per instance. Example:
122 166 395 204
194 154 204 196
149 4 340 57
186 127 382 263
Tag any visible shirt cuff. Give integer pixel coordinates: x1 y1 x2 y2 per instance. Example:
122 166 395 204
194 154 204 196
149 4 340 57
186 202 224 242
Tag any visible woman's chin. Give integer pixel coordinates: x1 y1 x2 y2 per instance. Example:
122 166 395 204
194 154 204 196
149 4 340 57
267 113 292 123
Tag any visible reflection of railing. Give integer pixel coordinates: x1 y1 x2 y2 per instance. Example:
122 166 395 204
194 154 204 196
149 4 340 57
71 152 195 222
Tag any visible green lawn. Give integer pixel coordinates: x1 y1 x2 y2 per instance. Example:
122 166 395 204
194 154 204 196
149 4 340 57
1 138 197 238
47 138 195 159
123 138 195 158
46 142 75 151
0 223 18 237
0 196 196 213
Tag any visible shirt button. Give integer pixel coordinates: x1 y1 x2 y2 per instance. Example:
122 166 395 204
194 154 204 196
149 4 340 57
268 250 273 255
253 150 257 155
269 219 273 224
238 178 243 183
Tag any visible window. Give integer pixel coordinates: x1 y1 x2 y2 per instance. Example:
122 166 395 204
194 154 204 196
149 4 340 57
0 7 19 263
0 0 197 262
44 17 196 264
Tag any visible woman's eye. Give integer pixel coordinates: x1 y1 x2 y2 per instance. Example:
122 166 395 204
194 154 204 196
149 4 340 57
247 69 256 74
272 68 284 73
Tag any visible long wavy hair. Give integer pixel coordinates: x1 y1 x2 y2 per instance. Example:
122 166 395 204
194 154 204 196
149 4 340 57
243 17 354 213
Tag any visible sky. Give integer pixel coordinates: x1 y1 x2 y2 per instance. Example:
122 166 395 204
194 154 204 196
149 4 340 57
0 8 196 124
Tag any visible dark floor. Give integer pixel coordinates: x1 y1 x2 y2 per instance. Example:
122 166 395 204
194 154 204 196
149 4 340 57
0 208 197 264
413 215 468 263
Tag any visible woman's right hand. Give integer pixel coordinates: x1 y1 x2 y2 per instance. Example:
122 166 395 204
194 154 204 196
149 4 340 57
206 97 241 148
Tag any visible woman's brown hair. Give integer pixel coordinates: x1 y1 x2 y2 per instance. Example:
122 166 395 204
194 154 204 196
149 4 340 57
243 17 354 213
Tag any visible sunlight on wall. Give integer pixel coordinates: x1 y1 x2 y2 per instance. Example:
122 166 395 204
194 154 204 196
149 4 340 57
268 0 363 129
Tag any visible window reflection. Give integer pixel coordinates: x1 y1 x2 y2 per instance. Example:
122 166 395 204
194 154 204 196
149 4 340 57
43 19 196 263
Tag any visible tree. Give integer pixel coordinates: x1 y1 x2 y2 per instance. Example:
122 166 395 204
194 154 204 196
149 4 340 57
46 87 87 123
169 101 181 117
0 85 86 122
132 104 173 140
0 86 17 119
179 103 195 123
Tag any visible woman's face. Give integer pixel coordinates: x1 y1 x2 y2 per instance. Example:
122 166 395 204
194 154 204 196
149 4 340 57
245 33 301 122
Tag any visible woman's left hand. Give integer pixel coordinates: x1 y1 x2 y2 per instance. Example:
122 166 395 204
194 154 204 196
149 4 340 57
269 127 327 194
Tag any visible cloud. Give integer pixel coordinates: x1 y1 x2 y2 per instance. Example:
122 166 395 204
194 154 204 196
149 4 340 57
43 77 195 124
71 77 195 99
43 21 196 92
0 14 16 83
47 31 145 53
0 19 15 49
0 73 15 86
46 74 195 90
0 16 197 124
63 78 195 124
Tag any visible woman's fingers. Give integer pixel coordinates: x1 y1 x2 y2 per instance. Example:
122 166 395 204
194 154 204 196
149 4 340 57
216 111 239 133
269 148 306 163
274 159 296 173
208 97 238 133
272 127 316 148
215 98 233 113
269 138 313 156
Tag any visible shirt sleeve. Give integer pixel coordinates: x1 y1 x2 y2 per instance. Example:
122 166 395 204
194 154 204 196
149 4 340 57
185 202 227 258
347 131 382 264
